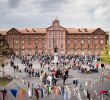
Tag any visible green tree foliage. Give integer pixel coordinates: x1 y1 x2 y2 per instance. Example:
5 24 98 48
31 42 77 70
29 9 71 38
0 34 14 67
101 44 110 64
0 34 14 57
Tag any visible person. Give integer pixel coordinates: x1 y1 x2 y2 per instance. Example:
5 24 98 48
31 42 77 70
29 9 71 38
101 64 104 71
28 81 30 88
40 87 43 98
87 90 90 100
73 79 75 86
73 78 78 86
96 63 99 71
75 79 78 86
35 88 39 100
52 77 57 86
62 74 67 84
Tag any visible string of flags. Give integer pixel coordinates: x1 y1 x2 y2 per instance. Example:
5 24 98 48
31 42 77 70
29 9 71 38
0 71 110 100
10 89 17 98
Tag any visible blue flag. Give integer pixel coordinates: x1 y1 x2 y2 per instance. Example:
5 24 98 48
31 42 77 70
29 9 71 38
10 89 18 98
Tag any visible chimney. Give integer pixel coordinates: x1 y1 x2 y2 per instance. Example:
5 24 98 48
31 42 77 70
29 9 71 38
32 28 36 32
78 29 81 32
26 28 29 32
85 28 88 32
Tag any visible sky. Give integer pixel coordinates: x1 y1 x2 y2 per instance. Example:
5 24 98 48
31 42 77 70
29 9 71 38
0 0 110 31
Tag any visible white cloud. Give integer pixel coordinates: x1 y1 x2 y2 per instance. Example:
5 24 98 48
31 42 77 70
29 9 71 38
0 0 109 31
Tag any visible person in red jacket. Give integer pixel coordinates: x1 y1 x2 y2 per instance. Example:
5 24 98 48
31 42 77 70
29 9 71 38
34 88 39 100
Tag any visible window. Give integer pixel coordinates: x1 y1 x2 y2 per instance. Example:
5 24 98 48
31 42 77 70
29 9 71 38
67 35 70 39
101 40 103 44
21 50 24 55
88 40 90 44
54 40 57 44
95 36 97 39
15 35 18 39
88 36 90 39
61 33 63 36
15 40 18 44
67 39 70 44
101 40 104 50
22 46 24 49
28 36 31 45
95 40 97 44
15 45 18 49
21 35 24 39
28 50 31 55
49 45 51 48
15 50 18 55
49 33 51 36
61 44 63 48
81 35 84 38
81 40 84 44
88 40 90 50
88 44 90 50
22 40 24 44
101 36 104 38
49 40 51 43
81 41 84 50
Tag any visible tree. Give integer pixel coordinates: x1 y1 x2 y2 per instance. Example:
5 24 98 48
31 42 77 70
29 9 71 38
0 34 14 77
0 34 14 57
101 44 110 64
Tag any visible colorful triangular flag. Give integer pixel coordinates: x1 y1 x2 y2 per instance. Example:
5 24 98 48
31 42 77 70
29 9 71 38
10 89 18 98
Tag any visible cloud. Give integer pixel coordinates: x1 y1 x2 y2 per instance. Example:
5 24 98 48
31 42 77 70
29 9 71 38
36 0 67 12
8 0 21 8
0 0 110 31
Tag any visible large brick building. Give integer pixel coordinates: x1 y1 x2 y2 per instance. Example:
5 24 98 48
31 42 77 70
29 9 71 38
1 19 109 56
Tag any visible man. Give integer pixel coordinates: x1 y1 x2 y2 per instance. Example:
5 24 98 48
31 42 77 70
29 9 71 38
101 64 104 71
62 74 67 84
87 90 90 100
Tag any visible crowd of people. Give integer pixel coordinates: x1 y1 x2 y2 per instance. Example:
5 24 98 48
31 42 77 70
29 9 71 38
5 54 106 100
8 54 101 86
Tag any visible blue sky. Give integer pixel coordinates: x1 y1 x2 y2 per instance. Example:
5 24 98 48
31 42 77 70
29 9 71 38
0 0 110 31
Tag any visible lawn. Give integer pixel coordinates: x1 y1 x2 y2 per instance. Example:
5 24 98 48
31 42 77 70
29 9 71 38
0 77 13 86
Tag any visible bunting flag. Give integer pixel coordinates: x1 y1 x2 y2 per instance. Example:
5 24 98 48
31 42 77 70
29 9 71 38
28 88 32 97
83 89 87 96
21 88 27 94
20 89 26 100
10 89 18 98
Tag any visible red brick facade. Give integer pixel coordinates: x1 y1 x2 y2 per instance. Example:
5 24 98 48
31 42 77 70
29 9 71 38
6 19 108 56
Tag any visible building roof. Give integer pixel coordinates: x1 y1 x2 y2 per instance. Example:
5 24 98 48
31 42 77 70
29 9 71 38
66 28 95 34
0 30 9 35
0 27 108 35
18 28 46 34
